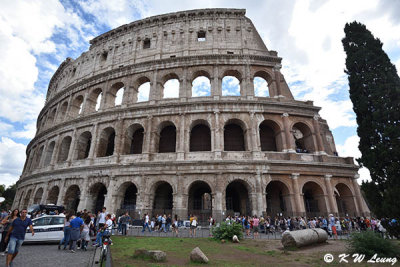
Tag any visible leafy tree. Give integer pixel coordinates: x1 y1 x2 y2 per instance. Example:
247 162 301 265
0 184 16 210
342 21 400 218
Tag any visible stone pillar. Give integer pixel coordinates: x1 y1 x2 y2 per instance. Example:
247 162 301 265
177 114 185 160
352 175 363 215
77 177 89 211
282 113 295 152
88 123 99 161
38 140 49 169
67 129 77 165
57 180 66 206
249 112 261 158
213 111 222 159
115 119 124 162
149 70 160 102
143 115 153 160
273 65 282 97
104 178 117 214
255 172 265 214
291 173 304 216
313 115 326 154
250 193 258 216
50 135 61 167
41 183 49 204
212 65 221 99
81 90 90 114
180 67 188 100
324 175 338 215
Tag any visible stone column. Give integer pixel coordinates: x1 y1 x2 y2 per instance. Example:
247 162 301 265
213 111 222 159
88 123 99 161
324 174 338 215
177 114 185 160
115 119 124 162
56 179 66 206
273 65 282 97
249 193 258 216
104 178 117 214
256 172 265 214
50 135 61 167
77 177 89 211
291 173 304 216
67 129 77 165
212 65 221 99
352 175 363 215
143 115 153 160
38 140 49 169
149 70 160 102
313 115 326 154
41 183 49 204
81 90 90 114
282 113 295 152
180 67 188 100
249 112 261 158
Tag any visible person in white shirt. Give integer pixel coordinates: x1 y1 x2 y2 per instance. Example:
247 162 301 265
98 207 107 229
94 214 112 247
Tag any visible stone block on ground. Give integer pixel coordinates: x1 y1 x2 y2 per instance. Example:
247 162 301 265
134 249 166 262
190 247 209 263
281 229 328 248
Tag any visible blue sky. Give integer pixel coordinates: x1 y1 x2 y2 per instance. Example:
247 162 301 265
0 0 399 187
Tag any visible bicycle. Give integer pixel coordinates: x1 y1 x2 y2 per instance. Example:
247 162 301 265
99 232 112 266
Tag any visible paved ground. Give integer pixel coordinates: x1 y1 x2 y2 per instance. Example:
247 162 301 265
0 243 97 267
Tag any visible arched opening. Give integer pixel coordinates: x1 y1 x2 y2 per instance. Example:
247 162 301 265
259 120 280 151
46 108 57 127
190 123 211 151
137 77 150 102
33 188 43 204
266 181 292 216
302 181 327 217
335 183 357 217
57 101 68 122
121 183 137 211
86 88 102 112
152 182 173 216
188 181 212 223
64 185 80 212
222 70 241 96
43 141 55 166
22 189 32 209
34 146 44 169
97 127 115 157
70 95 84 117
123 124 144 154
192 74 211 97
292 122 315 153
158 123 176 153
18 192 24 209
58 136 72 162
89 183 107 214
47 186 59 205
163 76 179 99
107 82 125 108
226 180 251 216
115 87 124 106
224 121 245 151
76 131 92 159
253 71 272 97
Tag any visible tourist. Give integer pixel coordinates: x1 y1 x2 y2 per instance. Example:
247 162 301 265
98 207 107 229
159 214 167 233
190 215 197 237
142 213 151 233
69 213 84 253
0 209 19 256
172 215 179 237
120 211 131 236
59 211 73 250
244 216 250 236
4 209 34 267
252 215 260 239
166 214 172 232
80 216 92 251
329 214 337 239
94 214 113 247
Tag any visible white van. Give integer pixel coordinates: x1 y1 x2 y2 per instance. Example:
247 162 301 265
24 215 65 242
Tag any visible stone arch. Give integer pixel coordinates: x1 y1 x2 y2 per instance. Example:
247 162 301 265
190 120 211 152
265 181 292 216
33 145 44 169
151 181 173 216
97 127 116 157
22 189 32 209
64 185 80 212
47 186 59 204
302 181 328 217
292 122 315 153
188 181 212 223
116 182 138 212
33 187 44 204
224 119 247 151
225 179 251 216
162 73 180 99
253 70 273 97
69 95 84 117
18 191 25 209
191 70 211 97
158 121 176 153
135 76 151 102
259 119 283 151
88 182 107 214
107 82 125 107
334 183 357 217
57 101 68 122
86 88 103 112
123 123 144 154
222 69 242 96
43 141 55 166
58 136 72 162
75 131 92 160
46 108 57 127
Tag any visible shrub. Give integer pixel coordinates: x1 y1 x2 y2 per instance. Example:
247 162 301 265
347 231 400 258
212 222 243 241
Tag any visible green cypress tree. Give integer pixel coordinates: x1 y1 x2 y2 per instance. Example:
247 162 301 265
342 21 400 218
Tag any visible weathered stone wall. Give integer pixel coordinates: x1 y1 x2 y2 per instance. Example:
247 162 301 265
13 8 370 220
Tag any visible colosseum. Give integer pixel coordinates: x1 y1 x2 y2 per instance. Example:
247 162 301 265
13 8 370 222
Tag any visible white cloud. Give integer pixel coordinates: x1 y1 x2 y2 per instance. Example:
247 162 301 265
222 76 240 96
12 121 37 140
192 76 211 97
336 135 371 183
0 137 26 187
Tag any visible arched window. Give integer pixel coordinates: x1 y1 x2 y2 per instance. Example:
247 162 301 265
190 124 211 151
254 76 270 97
115 87 124 106
76 131 92 159
123 124 144 154
70 95 84 117
224 122 245 151
107 82 124 108
136 77 151 102
58 136 72 162
192 76 211 97
222 70 241 96
43 141 55 166
97 127 115 157
292 122 315 153
158 124 176 153
163 74 179 98
259 120 279 151
58 101 68 122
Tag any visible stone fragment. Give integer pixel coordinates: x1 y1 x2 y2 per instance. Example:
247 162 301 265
148 250 167 262
190 247 209 263
281 229 328 248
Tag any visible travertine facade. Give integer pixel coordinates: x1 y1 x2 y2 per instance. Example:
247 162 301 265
13 8 369 221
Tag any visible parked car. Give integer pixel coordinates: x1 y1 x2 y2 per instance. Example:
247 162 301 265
24 215 65 242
